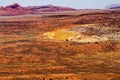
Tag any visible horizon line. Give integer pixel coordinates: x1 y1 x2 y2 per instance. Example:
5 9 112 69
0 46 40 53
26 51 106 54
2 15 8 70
0 3 107 9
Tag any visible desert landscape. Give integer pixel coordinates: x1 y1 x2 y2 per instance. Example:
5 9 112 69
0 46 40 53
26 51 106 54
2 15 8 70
0 3 120 80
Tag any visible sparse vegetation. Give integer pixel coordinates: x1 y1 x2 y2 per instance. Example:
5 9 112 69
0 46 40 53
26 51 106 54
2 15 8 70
0 9 120 79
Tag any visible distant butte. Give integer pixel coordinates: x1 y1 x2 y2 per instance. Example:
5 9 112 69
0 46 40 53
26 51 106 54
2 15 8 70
106 4 120 9
6 3 22 9
0 3 76 16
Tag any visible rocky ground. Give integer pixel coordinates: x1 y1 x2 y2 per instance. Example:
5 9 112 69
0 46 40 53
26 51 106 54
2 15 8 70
0 9 120 80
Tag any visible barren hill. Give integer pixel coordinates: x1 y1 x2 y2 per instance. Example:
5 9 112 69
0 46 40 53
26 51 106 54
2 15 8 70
106 4 120 9
0 3 76 16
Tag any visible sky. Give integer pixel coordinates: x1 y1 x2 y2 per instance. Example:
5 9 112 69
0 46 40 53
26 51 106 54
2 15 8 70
0 0 120 9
